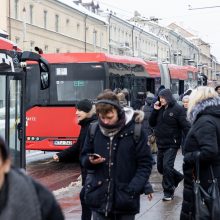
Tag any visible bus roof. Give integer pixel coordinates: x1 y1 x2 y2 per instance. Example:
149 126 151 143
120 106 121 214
41 52 161 78
41 53 146 65
0 37 21 51
145 61 160 77
168 64 189 80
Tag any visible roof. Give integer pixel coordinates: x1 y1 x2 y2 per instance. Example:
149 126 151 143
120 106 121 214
0 37 21 51
57 0 107 23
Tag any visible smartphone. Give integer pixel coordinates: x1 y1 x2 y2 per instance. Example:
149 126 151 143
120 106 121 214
87 153 101 159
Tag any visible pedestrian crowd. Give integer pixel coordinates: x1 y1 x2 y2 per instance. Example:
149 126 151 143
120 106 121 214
1 84 220 220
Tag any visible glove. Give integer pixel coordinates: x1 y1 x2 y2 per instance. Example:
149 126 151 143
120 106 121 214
184 151 200 164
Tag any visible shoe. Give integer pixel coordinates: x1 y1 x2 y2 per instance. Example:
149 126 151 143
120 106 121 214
162 193 174 201
174 174 184 188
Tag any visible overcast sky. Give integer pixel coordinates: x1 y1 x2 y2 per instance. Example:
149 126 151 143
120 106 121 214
98 0 220 61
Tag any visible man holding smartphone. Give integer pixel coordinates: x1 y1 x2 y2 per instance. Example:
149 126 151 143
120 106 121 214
149 88 190 201
81 91 153 220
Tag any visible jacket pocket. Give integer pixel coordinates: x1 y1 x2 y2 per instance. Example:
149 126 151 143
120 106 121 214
115 183 140 212
84 176 106 208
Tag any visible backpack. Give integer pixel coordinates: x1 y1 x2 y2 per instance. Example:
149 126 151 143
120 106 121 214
89 121 142 144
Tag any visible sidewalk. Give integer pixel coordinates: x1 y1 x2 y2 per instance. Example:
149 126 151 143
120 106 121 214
55 151 184 220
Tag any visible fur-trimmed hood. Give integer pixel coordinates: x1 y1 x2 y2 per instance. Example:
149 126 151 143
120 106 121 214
187 97 220 124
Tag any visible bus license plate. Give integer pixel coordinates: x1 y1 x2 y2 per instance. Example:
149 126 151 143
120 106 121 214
54 140 73 146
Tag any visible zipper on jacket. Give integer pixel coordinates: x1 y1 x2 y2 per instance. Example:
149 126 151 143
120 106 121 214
105 136 113 216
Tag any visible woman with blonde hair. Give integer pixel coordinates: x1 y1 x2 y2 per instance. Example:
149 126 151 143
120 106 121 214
180 86 220 220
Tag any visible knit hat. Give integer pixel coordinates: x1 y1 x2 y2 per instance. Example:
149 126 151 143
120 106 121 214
76 99 92 113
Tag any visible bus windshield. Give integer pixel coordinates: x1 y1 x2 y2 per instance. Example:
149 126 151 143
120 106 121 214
56 80 104 101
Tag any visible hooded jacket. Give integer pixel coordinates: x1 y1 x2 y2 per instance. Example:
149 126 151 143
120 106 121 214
81 107 152 215
149 89 190 149
180 97 220 220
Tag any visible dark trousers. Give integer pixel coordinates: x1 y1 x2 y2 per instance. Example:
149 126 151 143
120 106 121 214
157 148 183 194
80 187 92 220
93 212 135 220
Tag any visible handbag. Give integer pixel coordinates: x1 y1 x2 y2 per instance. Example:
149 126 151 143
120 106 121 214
193 153 220 220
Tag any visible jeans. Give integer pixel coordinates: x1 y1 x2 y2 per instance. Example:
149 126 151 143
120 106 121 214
80 186 92 220
92 212 135 220
157 148 183 194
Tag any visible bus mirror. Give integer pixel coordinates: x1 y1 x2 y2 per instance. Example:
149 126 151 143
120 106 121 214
21 51 41 61
21 51 49 90
39 60 49 90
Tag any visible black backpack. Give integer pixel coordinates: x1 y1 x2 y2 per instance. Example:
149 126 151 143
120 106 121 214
89 121 142 144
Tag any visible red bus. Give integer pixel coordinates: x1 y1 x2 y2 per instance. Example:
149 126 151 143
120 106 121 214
0 36 49 167
25 52 202 151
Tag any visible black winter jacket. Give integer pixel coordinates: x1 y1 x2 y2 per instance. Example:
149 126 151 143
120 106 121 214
57 114 97 184
180 97 220 220
81 113 152 215
149 90 190 149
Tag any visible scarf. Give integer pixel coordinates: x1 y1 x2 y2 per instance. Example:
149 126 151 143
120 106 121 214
99 111 126 137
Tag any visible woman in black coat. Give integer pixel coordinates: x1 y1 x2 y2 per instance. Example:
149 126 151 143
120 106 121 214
180 86 220 220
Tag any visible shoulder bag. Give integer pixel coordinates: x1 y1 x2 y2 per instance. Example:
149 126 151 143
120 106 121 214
194 153 220 220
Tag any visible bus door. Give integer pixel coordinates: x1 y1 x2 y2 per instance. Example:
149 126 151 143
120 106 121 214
0 71 25 168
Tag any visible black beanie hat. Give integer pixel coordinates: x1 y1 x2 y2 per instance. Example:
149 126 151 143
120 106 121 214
76 99 92 113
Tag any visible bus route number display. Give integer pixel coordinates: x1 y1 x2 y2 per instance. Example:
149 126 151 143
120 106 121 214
73 81 85 87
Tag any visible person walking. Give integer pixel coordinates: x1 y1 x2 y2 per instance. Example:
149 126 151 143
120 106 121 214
141 93 157 164
149 88 190 201
180 86 220 220
81 91 153 220
53 99 96 220
215 85 220 96
0 137 64 220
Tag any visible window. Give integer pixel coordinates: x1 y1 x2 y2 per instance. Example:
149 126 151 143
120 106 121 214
56 48 60 53
77 23 80 32
93 30 97 49
29 5 33 24
15 36 20 44
56 80 104 101
43 10 47 28
15 0 19 19
55 14 59 32
30 41 34 51
44 45 48 52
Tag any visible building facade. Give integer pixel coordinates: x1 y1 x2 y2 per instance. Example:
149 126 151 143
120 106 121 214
1 0 219 82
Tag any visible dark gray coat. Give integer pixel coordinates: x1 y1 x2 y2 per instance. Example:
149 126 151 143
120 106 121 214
180 97 220 220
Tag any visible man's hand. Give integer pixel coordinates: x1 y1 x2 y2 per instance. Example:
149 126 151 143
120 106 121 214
147 193 153 201
53 154 59 162
88 154 105 164
154 101 162 110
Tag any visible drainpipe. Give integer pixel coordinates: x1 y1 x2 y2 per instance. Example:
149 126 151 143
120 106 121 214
132 25 134 57
8 0 11 40
108 13 112 54
84 14 88 52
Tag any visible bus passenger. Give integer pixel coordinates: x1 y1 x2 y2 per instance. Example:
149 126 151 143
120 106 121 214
0 137 64 220
53 99 96 220
81 91 153 220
